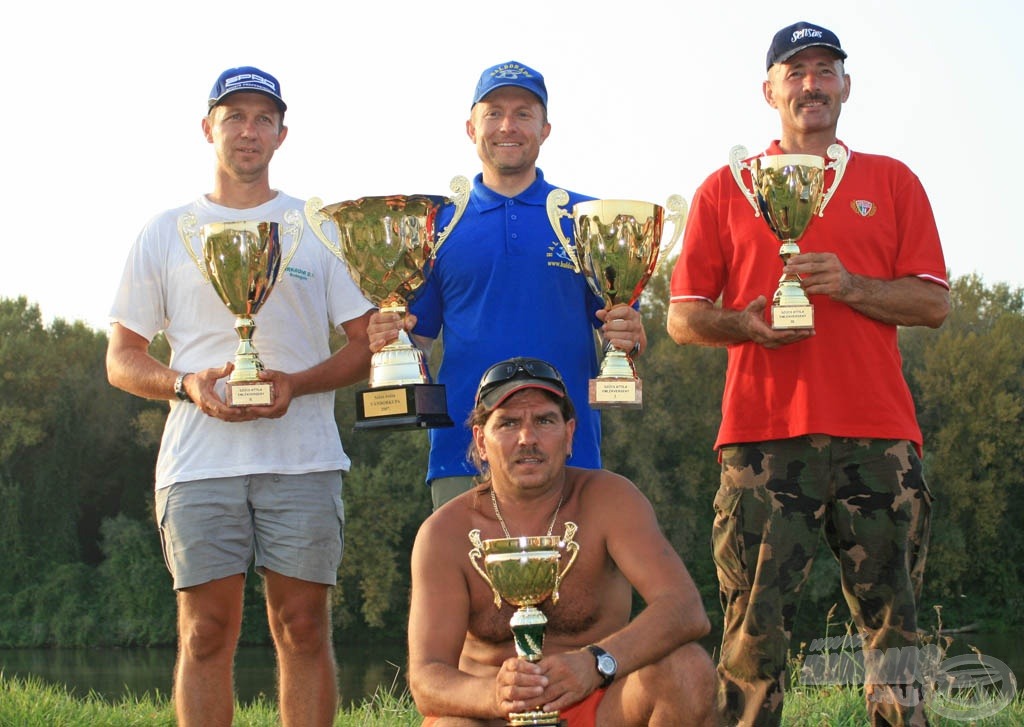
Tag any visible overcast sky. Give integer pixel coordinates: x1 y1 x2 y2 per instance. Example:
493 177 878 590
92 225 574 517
3 0 1020 331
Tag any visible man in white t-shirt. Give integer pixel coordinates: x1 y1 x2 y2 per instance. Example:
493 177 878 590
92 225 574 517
106 65 374 727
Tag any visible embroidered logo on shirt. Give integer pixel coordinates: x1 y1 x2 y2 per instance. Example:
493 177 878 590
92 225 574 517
851 200 876 217
546 241 577 271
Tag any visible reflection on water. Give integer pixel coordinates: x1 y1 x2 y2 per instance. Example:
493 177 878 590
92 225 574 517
0 642 408 708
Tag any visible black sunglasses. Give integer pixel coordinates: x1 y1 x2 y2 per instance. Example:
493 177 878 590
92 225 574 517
476 358 566 403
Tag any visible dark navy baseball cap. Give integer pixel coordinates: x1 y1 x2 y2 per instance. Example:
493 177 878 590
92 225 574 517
766 22 847 71
472 61 547 108
208 66 287 113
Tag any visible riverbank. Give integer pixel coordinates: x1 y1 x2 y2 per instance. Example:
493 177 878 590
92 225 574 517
1 673 1020 725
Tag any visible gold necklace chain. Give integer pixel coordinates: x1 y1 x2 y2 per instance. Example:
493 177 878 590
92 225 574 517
490 486 565 538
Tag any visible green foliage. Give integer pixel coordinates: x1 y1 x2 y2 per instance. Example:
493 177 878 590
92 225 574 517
95 515 176 646
0 271 1022 651
906 275 1024 623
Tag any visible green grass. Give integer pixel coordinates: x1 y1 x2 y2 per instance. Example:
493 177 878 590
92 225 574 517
1 671 1021 725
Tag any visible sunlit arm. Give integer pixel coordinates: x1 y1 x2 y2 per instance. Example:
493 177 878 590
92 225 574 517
822 273 950 328
106 323 178 400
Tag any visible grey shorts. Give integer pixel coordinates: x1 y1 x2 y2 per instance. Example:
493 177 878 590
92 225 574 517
154 471 345 590
429 475 476 511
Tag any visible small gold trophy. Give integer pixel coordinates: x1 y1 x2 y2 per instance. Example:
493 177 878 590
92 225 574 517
305 177 469 430
469 524 580 727
729 144 848 330
177 211 302 406
546 193 686 408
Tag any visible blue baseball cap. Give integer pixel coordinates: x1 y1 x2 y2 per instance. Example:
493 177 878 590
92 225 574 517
472 61 547 108
208 66 287 113
766 22 847 71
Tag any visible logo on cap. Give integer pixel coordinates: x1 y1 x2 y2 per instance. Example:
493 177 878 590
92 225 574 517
209 65 287 113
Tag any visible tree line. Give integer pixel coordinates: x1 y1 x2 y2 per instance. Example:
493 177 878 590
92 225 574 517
0 266 1020 648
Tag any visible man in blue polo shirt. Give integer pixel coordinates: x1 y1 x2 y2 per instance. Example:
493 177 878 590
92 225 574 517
368 60 647 510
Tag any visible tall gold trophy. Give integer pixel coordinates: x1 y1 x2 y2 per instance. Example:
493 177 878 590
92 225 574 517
469 524 580 727
305 177 469 430
177 211 302 406
547 193 686 408
729 144 847 330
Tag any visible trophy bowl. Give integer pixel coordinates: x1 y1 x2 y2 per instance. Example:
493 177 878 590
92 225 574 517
729 144 847 330
546 193 686 408
469 524 579 727
305 177 468 430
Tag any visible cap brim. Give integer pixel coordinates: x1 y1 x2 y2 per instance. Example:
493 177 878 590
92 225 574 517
479 379 564 410
210 88 287 113
775 43 847 66
473 82 546 107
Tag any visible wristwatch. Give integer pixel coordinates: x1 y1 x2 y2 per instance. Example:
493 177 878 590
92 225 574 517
173 372 193 403
586 644 617 688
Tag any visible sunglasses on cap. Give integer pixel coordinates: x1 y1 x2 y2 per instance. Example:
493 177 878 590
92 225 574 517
475 357 567 405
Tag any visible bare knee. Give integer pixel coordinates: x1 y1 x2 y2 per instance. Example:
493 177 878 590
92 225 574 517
269 600 331 657
654 643 720 725
178 611 240 662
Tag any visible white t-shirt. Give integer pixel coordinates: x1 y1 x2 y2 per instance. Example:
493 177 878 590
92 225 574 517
110 191 373 489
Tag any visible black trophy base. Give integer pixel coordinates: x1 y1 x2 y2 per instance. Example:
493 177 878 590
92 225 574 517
354 383 454 431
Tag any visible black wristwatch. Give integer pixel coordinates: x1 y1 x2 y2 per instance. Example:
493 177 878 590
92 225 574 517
174 372 193 403
586 644 617 687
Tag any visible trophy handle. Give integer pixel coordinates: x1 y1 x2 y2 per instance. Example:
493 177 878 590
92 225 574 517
661 194 689 257
468 529 503 610
304 197 346 262
433 175 471 255
818 144 849 216
550 522 579 606
728 145 762 218
177 211 210 281
545 188 581 273
277 209 304 281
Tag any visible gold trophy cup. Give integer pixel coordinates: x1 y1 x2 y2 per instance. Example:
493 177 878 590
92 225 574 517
469 524 580 727
305 177 469 430
729 144 848 330
547 193 686 408
177 211 302 406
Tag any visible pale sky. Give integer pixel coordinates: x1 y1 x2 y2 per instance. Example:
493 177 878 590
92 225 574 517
3 0 1020 332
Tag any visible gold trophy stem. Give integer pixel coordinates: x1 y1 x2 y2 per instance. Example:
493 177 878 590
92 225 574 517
230 316 264 382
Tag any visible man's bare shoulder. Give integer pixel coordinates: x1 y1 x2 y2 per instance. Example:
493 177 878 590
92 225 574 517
568 466 646 503
415 485 492 550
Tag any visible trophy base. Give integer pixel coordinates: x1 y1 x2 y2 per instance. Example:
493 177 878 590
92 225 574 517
771 303 815 330
354 384 454 431
507 710 565 727
226 380 274 407
589 377 642 409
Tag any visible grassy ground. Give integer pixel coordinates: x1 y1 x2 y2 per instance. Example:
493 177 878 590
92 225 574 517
1 672 1020 725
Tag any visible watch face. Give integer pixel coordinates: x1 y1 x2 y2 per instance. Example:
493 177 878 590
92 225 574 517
598 653 616 676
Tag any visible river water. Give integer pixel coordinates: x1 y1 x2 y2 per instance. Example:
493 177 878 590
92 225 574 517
0 642 408 708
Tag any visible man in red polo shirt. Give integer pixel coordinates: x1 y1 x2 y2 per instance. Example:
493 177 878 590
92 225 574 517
668 21 949 727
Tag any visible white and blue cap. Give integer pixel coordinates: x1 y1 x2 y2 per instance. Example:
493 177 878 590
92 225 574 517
766 22 847 71
208 66 287 113
472 61 547 108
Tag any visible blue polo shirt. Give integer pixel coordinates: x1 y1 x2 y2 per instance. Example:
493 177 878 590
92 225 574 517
410 170 604 482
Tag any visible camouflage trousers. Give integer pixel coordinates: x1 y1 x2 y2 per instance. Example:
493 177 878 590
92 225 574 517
712 436 933 727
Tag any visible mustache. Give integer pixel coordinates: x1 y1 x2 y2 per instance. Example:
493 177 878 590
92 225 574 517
517 447 544 458
799 92 831 105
